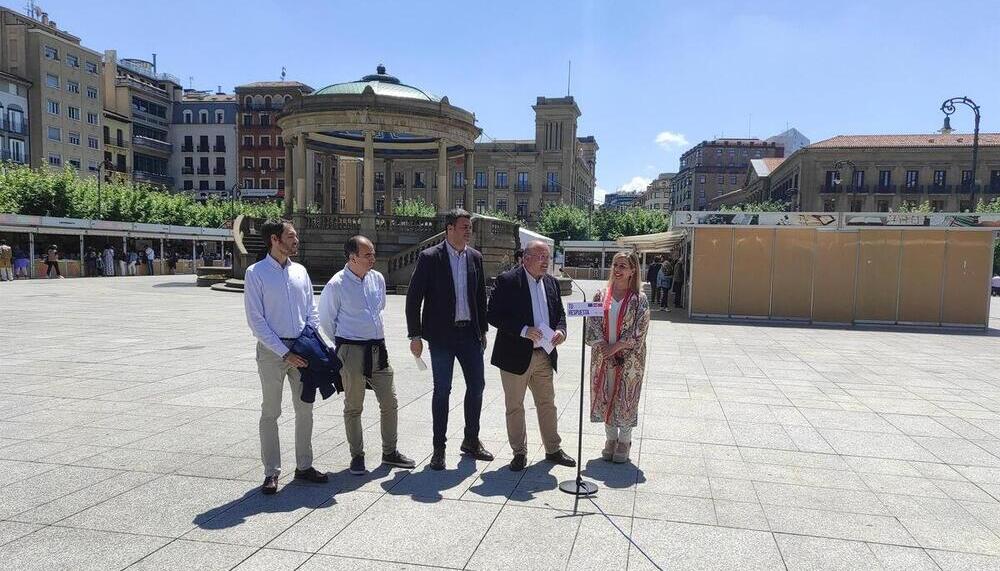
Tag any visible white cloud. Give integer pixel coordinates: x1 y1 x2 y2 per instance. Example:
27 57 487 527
654 131 689 149
594 186 609 203
616 176 652 193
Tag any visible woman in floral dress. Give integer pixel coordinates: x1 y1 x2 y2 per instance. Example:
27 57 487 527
586 251 651 463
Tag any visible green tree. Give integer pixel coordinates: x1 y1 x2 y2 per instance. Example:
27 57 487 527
536 203 593 243
393 197 436 218
893 200 934 213
0 164 282 226
593 207 669 240
977 198 1000 273
482 209 524 225
720 200 789 212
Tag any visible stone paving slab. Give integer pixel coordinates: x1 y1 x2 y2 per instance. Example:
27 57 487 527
1 275 999 569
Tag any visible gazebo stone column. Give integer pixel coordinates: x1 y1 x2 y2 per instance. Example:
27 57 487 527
283 140 294 217
437 138 448 212
463 149 474 211
295 134 308 213
321 154 332 214
384 158 394 215
363 130 375 213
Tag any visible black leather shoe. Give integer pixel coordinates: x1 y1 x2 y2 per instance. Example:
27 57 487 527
545 449 577 467
262 474 278 495
429 448 446 471
510 454 527 472
294 467 329 483
460 439 495 461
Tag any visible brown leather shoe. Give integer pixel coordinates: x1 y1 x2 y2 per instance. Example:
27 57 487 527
294 467 329 483
545 449 577 467
262 474 278 495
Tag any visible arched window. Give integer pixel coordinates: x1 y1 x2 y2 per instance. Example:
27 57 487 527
284 95 291 104
215 111 224 124
244 96 252 108
199 110 208 124
183 110 192 124
264 95 272 109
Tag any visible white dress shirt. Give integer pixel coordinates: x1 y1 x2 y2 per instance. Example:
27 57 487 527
446 241 471 322
319 266 386 342
243 254 319 358
521 268 553 347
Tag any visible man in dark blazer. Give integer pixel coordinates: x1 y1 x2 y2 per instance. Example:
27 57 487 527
407 208 494 470
487 241 576 471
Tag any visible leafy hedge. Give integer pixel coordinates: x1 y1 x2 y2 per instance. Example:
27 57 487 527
0 165 282 227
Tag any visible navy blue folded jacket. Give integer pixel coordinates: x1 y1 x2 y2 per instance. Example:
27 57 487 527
287 325 344 403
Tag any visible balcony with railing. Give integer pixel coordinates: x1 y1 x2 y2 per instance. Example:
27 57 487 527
213 167 227 175
196 145 210 153
133 170 174 186
873 184 897 194
181 144 194 152
133 135 173 153
181 166 194 175
213 144 226 152
901 183 924 194
543 183 560 193
0 117 28 135
515 183 532 193
196 167 210 175
986 183 1000 195
240 103 284 112
928 183 951 194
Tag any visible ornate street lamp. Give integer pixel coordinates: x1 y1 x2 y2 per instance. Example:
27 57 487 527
940 97 981 210
832 159 858 211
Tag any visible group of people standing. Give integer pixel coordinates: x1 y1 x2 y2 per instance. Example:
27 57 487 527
82 244 162 278
243 209 651 496
646 254 686 311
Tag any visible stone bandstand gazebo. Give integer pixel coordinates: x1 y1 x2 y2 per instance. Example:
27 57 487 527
230 66 519 290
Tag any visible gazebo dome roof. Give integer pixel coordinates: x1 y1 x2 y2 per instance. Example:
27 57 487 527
313 65 442 102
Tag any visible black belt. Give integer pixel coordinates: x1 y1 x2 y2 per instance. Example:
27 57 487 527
454 320 472 328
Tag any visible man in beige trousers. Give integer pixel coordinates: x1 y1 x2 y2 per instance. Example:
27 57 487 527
486 241 576 471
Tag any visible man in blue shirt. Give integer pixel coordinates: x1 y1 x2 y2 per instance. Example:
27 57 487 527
319 235 415 476
244 219 328 495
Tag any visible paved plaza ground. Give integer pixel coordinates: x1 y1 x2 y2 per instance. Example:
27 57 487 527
1 275 1000 570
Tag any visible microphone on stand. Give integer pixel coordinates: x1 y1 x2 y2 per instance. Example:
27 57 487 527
559 274 599 498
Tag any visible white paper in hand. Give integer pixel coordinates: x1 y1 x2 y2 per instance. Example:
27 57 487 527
537 324 556 354
414 355 428 371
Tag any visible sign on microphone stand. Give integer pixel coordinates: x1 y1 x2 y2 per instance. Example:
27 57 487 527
559 301 603 497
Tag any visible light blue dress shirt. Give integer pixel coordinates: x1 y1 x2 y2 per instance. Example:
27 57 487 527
243 255 319 358
319 266 386 342
446 241 471 322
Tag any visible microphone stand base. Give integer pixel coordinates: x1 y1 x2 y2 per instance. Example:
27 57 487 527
559 479 598 496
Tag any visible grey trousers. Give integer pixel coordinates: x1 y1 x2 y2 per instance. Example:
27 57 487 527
337 343 398 458
256 342 314 477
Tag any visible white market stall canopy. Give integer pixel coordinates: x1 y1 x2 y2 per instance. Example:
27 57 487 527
0 213 232 241
616 229 687 253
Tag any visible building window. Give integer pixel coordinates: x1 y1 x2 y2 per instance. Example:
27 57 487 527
85 61 98 74
243 157 254 169
730 175 738 184
48 154 61 166
199 110 208 124
182 180 193 190
276 158 285 170
88 136 98 149
452 169 465 188
698 175 706 184
44 45 59 60
474 171 486 189
242 114 252 126
243 178 254 188
823 199 836 212
215 135 225 152
68 132 80 145
68 158 81 170
496 198 508 212
393 172 405 188
66 53 79 67
931 200 945 211
88 160 98 172
216 180 226 191
259 114 270 127
877 200 890 212
260 158 271 171
414 171 425 188
517 200 528 217
46 99 59 115
9 139 25 163
47 126 61 141
878 170 892 188
68 106 80 121
517 171 529 191
546 172 558 192
199 180 210 191
260 135 270 148
66 80 79 94
716 175 724 184
215 111 224 124
242 136 253 148
961 170 972 187
905 170 919 188
495 170 508 188
455 198 464 209
183 110 192 124
276 136 284 148
87 86 98 99
277 179 285 191
87 112 98 125
853 170 865 189
933 170 946 187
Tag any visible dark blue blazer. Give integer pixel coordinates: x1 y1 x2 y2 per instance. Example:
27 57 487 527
288 325 343 403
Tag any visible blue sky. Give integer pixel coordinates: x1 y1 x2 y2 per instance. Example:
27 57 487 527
21 0 1000 199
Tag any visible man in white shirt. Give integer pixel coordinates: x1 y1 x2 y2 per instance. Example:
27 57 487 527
144 245 155 275
319 236 415 476
244 219 328 495
486 241 575 471
992 274 1000 296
